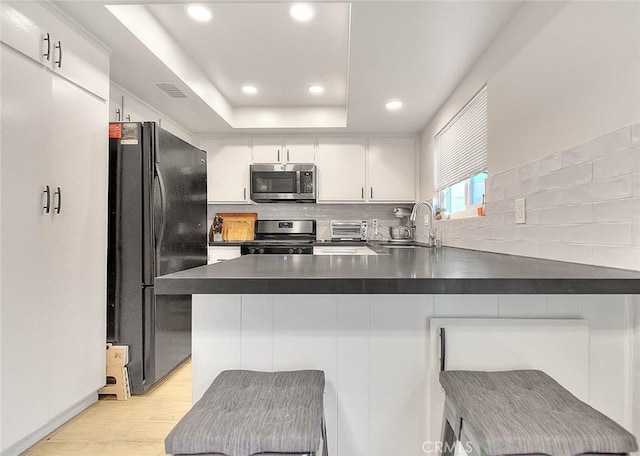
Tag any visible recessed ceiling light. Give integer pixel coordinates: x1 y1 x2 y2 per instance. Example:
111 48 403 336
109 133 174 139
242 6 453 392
242 85 258 95
290 3 315 22
187 5 212 22
308 85 324 95
385 100 403 111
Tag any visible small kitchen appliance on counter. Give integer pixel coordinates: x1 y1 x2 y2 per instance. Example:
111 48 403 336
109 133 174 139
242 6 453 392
240 220 316 255
330 220 368 242
389 206 415 241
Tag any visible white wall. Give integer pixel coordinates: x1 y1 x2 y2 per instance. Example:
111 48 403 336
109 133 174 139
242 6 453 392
419 0 640 197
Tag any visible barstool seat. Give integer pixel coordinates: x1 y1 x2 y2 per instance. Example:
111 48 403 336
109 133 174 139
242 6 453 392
439 370 637 456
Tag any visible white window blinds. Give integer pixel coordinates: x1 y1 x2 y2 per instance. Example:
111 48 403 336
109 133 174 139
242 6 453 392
435 86 487 191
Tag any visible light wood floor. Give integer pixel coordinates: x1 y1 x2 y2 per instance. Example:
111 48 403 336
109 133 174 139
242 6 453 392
24 360 192 456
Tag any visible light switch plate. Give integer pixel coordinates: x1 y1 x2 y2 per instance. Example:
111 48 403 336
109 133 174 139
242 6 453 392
515 198 526 224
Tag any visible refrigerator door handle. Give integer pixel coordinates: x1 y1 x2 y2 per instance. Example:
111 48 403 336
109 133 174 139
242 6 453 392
155 163 168 256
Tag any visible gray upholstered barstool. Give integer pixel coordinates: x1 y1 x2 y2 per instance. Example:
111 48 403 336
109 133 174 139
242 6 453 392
165 369 327 456
439 370 637 456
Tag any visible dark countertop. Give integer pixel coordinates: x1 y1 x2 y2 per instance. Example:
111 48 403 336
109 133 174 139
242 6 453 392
157 246 640 295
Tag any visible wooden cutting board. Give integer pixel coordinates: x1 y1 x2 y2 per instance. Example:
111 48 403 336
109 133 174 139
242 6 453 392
217 212 257 241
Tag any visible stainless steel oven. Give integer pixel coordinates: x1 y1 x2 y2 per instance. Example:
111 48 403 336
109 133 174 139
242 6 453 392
250 164 316 203
240 220 316 255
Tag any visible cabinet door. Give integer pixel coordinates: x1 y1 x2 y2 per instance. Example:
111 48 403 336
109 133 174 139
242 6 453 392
47 6 109 100
252 138 283 163
0 2 48 64
203 139 252 203
284 137 315 163
368 138 416 202
317 138 366 202
0 46 55 443
48 74 109 414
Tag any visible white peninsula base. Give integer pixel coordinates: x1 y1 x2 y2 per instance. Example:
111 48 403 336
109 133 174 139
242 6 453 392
193 294 639 456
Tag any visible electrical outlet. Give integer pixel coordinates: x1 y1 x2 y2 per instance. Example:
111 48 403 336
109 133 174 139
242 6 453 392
515 198 526 224
372 219 379 236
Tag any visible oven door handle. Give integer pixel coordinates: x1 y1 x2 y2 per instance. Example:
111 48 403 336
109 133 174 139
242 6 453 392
296 171 301 195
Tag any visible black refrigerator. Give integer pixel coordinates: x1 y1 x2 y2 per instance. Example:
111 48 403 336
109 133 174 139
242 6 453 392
107 122 207 394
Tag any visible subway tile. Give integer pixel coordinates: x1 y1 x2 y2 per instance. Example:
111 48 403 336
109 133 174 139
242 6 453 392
526 189 563 210
538 243 592 265
530 204 592 225
537 152 562 175
504 181 522 199
502 241 538 258
485 199 513 215
632 122 640 148
592 147 640 180
634 173 640 197
633 224 640 246
490 227 519 241
498 295 547 317
560 175 633 205
485 186 505 203
593 198 640 222
518 225 563 242
592 246 640 270
561 223 633 246
519 162 538 182
536 162 592 191
484 213 505 228
520 179 537 196
562 127 630 167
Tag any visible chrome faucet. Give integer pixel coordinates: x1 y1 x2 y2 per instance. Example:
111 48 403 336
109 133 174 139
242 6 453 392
409 200 437 246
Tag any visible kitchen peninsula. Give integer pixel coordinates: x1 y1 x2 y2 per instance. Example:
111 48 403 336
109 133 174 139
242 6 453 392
156 247 640 456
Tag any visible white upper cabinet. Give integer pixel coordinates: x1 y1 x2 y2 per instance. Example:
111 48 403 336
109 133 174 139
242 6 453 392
367 138 416 202
284 137 315 163
202 138 252 203
1 2 109 100
252 137 315 163
317 138 367 203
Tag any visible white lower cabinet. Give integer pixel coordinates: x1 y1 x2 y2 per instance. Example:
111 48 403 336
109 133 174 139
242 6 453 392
0 5 108 453
313 246 377 255
208 246 242 264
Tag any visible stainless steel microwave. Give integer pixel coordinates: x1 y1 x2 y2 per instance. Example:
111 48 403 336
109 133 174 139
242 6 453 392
250 164 317 203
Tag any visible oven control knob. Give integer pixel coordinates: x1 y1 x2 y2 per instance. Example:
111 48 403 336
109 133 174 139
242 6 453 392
259 248 265 254
297 248 303 254
288 248 295 254
249 247 256 254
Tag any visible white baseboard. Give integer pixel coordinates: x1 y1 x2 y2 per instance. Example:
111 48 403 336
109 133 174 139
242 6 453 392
1 392 98 456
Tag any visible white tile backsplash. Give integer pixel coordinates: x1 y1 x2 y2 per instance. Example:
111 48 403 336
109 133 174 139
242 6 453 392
433 122 640 270
632 122 640 148
592 147 640 180
561 223 633 246
593 198 640 222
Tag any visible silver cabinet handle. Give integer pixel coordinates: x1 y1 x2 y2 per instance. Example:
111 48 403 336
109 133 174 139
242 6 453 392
54 41 62 68
361 187 364 199
243 187 247 200
43 185 51 213
115 108 121 121
43 33 51 61
126 114 131 121
277 149 280 162
287 149 290 162
53 186 61 214
370 187 373 199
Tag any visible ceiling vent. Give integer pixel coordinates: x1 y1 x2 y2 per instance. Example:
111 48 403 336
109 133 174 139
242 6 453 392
154 82 188 98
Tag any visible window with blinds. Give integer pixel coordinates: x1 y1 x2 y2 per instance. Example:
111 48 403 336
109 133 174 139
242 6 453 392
435 86 487 192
